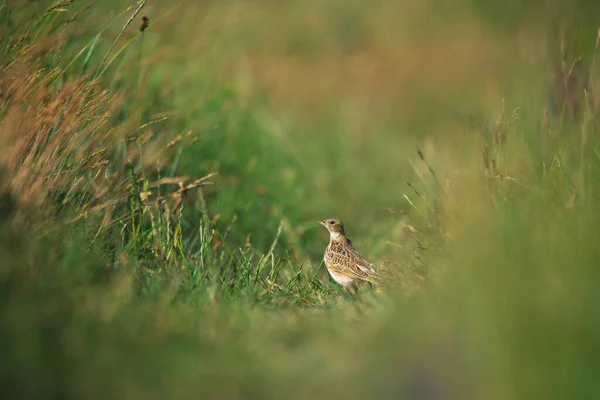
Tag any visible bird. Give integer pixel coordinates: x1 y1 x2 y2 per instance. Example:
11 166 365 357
318 218 378 292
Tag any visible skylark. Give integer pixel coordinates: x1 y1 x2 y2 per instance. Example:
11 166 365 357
319 218 378 292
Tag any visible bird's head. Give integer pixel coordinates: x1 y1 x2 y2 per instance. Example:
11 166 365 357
319 218 346 239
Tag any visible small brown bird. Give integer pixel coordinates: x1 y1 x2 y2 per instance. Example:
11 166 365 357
319 218 378 292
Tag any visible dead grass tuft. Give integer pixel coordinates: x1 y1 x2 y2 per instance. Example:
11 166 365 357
0 26 212 239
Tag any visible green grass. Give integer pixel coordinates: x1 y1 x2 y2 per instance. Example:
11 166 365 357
1 0 600 398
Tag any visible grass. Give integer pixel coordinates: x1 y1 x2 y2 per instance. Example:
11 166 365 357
1 0 600 398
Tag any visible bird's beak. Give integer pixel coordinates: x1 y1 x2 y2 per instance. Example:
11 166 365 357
318 220 327 227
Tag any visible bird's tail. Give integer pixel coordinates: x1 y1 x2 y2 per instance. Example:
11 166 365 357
366 264 396 287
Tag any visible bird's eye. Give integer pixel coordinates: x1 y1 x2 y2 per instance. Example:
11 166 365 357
329 220 335 225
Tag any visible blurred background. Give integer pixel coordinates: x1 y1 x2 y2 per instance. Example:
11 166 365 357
1 0 600 398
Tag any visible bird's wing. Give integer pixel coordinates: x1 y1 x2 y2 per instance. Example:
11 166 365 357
325 246 377 282
327 260 373 281
344 245 377 274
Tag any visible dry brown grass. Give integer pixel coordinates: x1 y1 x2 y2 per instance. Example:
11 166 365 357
0 15 211 242
0 41 117 209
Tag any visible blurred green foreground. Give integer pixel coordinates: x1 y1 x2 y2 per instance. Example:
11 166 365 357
1 0 600 398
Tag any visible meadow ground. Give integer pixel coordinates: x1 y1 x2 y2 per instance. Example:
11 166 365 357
1 0 600 398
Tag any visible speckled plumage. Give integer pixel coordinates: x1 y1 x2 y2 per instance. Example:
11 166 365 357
319 218 378 290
